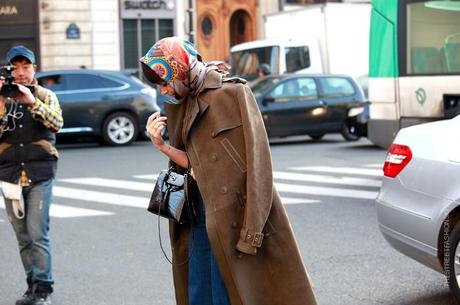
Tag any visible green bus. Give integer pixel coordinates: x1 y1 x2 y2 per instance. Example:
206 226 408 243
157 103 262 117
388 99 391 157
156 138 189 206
368 0 460 148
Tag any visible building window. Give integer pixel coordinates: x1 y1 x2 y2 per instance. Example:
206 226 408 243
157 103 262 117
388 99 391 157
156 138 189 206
123 20 138 71
201 17 213 36
122 19 174 74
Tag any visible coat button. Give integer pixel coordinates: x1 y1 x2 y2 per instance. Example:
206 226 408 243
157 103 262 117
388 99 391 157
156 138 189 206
211 154 217 161
221 186 227 194
232 222 237 228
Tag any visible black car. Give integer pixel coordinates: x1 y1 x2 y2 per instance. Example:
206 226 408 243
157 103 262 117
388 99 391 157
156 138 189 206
36 70 160 146
346 101 369 138
250 74 366 141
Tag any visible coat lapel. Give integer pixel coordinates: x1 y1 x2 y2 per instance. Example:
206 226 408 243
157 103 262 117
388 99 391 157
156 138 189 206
182 70 222 144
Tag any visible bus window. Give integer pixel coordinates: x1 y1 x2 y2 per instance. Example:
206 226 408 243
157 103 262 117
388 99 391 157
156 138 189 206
285 46 310 73
406 2 460 75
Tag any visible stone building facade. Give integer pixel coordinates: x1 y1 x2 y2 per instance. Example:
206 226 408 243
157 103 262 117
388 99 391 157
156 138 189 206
0 0 281 72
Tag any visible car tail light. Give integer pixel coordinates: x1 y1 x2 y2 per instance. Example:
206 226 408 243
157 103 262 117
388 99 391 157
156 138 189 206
383 144 412 178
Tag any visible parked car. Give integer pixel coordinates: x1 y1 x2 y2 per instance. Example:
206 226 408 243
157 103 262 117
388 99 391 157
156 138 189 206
250 74 366 141
376 115 460 302
36 70 160 146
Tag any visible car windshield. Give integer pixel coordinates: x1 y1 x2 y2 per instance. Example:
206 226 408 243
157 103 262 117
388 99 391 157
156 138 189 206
250 77 282 98
230 46 278 80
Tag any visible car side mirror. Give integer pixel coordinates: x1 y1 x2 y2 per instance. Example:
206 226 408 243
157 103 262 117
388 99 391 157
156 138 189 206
263 96 275 105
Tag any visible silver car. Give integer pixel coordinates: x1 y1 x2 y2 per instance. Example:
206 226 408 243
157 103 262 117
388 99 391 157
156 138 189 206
376 115 460 302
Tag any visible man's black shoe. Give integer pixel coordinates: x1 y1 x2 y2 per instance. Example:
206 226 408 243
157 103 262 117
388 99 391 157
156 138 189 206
32 293 51 305
15 289 35 305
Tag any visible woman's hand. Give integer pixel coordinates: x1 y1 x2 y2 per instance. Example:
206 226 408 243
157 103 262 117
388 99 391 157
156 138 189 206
147 111 189 169
146 111 167 150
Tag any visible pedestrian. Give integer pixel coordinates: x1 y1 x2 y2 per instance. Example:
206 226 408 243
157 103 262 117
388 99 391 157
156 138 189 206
0 45 63 305
256 63 271 78
141 37 317 305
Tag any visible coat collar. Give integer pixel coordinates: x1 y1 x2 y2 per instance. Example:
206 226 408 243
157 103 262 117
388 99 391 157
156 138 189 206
181 70 222 144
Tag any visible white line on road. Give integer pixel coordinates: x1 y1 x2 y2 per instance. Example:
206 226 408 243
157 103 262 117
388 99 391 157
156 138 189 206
290 166 382 177
50 203 114 218
59 179 322 206
275 182 377 200
60 177 153 192
364 164 382 168
133 174 159 180
0 199 113 218
274 171 381 187
53 186 148 208
282 197 321 205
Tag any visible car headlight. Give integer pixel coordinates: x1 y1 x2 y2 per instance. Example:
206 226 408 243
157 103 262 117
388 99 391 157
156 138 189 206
348 107 364 117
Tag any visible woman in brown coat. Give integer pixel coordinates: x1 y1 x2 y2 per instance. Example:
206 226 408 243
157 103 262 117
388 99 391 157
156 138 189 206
141 37 317 305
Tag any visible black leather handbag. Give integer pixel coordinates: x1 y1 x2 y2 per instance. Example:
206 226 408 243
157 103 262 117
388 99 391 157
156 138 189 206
147 167 197 265
147 168 194 224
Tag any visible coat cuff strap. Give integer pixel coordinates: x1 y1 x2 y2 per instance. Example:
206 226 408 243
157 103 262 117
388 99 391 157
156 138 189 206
236 228 264 255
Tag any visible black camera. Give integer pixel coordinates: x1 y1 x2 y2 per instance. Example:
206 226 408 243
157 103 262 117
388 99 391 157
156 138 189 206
0 65 34 98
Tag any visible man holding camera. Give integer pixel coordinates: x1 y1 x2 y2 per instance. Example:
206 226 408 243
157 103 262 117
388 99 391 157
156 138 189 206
0 45 63 305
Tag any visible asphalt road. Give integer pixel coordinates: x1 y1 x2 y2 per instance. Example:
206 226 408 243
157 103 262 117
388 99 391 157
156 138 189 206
0 134 456 305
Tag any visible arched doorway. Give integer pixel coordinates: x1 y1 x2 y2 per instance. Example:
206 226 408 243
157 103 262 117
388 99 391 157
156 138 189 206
230 9 253 47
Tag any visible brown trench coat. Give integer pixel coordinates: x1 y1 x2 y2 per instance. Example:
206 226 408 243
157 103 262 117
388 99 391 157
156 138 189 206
164 70 317 305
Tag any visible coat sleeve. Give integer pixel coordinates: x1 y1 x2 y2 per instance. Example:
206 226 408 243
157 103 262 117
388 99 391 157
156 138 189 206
235 84 274 255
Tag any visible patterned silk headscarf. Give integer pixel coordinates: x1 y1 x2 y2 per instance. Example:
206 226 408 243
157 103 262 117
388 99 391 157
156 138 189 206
140 37 230 103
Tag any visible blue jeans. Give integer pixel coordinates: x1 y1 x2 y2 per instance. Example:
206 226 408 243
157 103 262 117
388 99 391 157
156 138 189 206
4 178 54 287
188 196 230 305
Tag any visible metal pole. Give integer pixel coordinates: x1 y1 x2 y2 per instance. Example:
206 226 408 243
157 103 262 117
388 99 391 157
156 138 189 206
188 0 195 42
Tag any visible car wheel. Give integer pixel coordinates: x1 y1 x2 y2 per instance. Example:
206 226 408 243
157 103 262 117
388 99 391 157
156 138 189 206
309 134 325 141
101 112 138 146
447 222 460 303
341 123 360 141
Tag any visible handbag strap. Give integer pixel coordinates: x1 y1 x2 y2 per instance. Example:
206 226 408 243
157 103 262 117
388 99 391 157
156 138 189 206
156 171 195 266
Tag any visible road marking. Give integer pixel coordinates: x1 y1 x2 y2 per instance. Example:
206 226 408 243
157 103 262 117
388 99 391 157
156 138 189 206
59 178 322 205
282 197 320 205
290 166 382 177
0 199 113 218
50 203 114 218
53 186 148 208
275 182 377 200
60 177 153 192
133 174 159 180
364 164 382 168
274 171 381 187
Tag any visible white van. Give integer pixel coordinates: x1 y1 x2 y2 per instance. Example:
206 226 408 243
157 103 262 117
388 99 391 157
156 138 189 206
229 39 323 81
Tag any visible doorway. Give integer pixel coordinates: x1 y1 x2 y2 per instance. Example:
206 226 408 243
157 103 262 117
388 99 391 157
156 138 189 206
229 10 253 47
